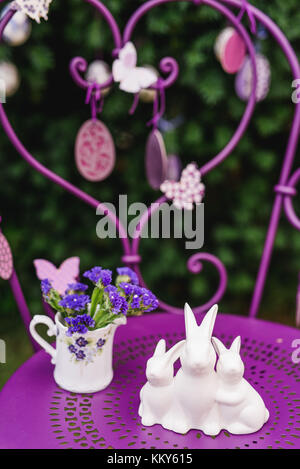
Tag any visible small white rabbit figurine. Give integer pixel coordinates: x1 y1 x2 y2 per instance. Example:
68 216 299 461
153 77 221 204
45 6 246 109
212 336 270 435
138 338 185 427
171 303 220 435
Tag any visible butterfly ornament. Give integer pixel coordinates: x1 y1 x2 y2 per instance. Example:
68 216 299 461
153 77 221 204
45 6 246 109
160 163 205 210
112 42 158 94
12 0 52 23
34 257 80 294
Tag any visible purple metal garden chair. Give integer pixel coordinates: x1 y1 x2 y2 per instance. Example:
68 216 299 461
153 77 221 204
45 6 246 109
0 0 300 449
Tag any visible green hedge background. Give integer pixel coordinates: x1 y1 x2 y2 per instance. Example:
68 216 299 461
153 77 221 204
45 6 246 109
0 0 300 387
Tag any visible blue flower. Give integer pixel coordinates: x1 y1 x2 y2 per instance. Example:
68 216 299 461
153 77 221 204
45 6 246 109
68 344 77 354
117 267 139 285
41 279 52 296
105 285 129 315
83 267 112 286
139 288 159 312
96 338 106 349
65 314 95 336
59 294 90 312
118 282 135 296
83 266 103 283
66 282 89 293
76 336 88 347
76 350 86 361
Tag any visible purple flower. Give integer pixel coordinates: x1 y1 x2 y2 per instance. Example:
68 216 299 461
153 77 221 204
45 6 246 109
97 338 106 349
83 267 112 286
66 282 89 293
65 314 95 336
98 269 112 287
83 266 103 283
41 279 52 296
76 350 86 361
119 282 135 296
140 288 159 312
117 267 139 285
68 345 77 354
76 336 88 347
105 286 128 315
59 294 90 312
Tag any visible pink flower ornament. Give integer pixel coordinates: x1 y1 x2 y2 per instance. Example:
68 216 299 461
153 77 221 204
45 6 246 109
160 163 205 210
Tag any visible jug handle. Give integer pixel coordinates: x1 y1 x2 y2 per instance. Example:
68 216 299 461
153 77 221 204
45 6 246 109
30 315 57 364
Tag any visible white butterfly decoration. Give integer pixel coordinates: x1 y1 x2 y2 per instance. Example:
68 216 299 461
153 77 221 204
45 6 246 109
34 257 80 295
160 163 205 210
12 0 52 23
112 42 158 94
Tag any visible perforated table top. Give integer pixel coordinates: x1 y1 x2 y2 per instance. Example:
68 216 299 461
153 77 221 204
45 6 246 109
0 312 300 449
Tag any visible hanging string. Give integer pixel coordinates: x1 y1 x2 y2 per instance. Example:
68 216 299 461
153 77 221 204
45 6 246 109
147 78 166 129
129 92 140 115
85 83 104 121
237 0 257 35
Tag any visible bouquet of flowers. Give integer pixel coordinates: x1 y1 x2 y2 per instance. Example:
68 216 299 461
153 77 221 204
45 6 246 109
41 266 159 335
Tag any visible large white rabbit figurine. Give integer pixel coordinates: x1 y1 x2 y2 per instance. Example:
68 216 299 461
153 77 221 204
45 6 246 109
170 303 220 435
139 338 185 427
212 336 270 435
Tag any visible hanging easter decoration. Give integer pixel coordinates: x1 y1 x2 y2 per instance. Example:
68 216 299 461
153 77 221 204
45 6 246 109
85 60 111 96
0 229 13 281
11 0 53 23
112 42 157 94
215 27 246 74
235 52 271 102
0 61 20 98
0 3 31 46
160 163 205 210
145 129 168 190
75 119 116 182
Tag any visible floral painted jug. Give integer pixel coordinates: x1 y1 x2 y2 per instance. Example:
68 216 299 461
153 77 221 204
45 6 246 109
30 312 126 393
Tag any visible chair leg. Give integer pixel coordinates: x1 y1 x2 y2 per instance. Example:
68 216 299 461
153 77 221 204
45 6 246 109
9 269 40 352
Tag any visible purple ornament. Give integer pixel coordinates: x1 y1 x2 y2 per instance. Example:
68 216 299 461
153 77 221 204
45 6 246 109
235 53 271 102
145 130 168 190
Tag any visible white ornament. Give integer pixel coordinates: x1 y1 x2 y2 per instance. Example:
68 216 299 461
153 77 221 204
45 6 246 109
0 61 20 98
12 0 52 23
112 42 158 94
138 339 185 427
139 303 269 436
212 336 270 434
85 60 111 96
1 3 31 46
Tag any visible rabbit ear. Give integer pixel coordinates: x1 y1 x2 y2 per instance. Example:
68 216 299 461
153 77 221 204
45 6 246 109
199 304 218 338
230 336 241 354
184 303 198 339
165 340 185 365
153 339 166 357
212 337 227 356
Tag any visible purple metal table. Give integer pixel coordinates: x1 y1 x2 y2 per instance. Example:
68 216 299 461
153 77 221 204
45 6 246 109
0 313 300 449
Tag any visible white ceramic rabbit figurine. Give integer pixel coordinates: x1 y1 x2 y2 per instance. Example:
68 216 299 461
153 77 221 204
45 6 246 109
169 303 220 435
212 335 270 435
138 338 185 427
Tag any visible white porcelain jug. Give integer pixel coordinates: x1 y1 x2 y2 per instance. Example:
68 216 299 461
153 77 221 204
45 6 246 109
29 312 126 393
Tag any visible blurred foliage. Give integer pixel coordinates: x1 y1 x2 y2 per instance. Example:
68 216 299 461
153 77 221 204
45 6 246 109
1 0 300 385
